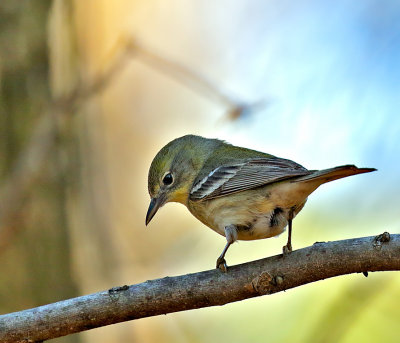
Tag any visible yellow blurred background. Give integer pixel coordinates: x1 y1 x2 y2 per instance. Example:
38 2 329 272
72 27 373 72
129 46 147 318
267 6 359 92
1 1 400 342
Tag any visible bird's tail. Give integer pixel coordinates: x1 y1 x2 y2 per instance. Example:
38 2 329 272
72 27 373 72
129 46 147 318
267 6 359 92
293 165 376 185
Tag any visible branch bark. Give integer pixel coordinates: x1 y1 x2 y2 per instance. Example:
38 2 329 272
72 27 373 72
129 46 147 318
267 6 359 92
0 232 398 342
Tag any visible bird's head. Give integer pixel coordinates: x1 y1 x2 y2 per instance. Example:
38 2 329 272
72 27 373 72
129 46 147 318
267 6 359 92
146 135 217 225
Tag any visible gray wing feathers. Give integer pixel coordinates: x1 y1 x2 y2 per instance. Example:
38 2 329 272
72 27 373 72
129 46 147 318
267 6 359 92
190 158 311 201
190 165 242 199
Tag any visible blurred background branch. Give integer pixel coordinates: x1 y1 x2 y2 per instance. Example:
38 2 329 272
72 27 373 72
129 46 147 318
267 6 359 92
0 233 398 343
126 38 265 121
0 34 259 251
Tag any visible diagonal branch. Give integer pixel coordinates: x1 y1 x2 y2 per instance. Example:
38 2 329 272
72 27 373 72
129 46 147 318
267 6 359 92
127 38 266 121
0 232 398 343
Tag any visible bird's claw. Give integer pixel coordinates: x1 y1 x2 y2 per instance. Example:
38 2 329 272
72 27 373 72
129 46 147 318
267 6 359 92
216 257 228 273
282 243 292 256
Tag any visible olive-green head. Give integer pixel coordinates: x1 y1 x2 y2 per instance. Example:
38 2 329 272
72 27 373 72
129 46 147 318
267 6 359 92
146 135 220 225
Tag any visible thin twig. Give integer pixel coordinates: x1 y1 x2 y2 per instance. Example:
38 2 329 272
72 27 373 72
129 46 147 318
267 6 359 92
128 39 239 107
0 233 398 342
127 38 265 120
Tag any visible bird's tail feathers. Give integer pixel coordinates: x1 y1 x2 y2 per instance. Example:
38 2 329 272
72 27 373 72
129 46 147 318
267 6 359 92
293 165 376 185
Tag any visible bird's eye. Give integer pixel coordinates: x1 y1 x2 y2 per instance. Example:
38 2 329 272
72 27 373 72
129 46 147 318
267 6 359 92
162 172 173 186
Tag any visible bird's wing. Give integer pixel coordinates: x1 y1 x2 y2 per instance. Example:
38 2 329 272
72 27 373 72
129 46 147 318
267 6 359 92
190 158 311 201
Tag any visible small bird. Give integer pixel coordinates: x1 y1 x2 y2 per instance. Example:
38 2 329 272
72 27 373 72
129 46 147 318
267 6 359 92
146 135 376 272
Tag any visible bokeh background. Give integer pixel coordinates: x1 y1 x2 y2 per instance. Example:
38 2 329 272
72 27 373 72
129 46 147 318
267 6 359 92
1 0 400 342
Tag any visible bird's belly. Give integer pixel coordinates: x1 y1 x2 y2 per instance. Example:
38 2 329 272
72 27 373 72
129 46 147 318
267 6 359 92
188 187 302 241
237 214 287 240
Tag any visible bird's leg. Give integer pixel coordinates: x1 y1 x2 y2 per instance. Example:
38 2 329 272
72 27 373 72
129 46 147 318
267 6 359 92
282 209 294 255
216 225 238 272
216 242 231 273
282 219 293 254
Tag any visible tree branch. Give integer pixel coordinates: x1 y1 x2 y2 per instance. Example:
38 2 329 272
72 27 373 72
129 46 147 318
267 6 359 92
0 232 398 342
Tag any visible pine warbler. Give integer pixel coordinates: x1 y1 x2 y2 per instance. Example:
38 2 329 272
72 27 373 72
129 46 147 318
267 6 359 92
146 135 375 272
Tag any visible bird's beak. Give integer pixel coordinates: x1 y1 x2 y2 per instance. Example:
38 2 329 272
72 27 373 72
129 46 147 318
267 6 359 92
145 197 164 226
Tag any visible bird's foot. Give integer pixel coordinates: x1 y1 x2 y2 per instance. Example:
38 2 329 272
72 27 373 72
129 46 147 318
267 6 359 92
216 257 228 273
282 243 292 256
